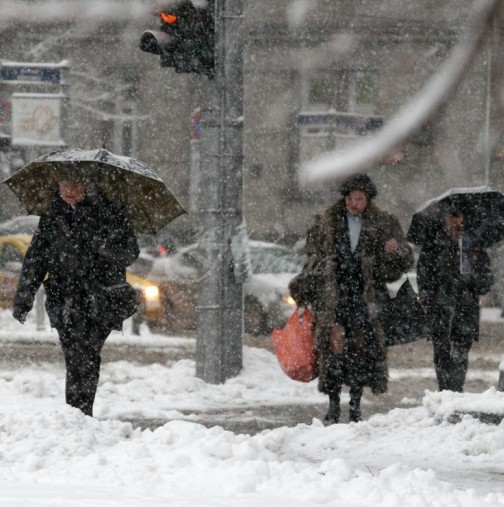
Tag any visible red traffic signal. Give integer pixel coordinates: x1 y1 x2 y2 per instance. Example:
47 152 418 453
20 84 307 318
159 11 178 24
140 1 214 78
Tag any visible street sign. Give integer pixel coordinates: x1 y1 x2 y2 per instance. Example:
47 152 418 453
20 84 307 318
0 62 67 84
297 111 384 133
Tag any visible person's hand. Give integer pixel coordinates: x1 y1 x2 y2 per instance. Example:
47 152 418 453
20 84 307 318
419 296 434 307
289 276 307 307
384 238 399 254
13 305 29 324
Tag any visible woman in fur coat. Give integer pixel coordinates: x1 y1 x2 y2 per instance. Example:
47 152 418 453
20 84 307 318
290 173 413 423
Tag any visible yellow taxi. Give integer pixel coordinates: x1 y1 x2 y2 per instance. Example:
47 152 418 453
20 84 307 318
0 235 30 308
0 234 163 319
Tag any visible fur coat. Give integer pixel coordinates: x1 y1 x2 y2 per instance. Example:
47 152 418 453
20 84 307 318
290 200 413 394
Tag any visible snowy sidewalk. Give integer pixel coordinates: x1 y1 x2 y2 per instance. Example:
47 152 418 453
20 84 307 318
2 338 504 505
2 307 504 432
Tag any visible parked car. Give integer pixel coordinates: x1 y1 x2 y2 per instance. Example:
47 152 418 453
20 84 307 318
146 240 303 335
0 234 163 320
0 234 31 309
0 215 40 236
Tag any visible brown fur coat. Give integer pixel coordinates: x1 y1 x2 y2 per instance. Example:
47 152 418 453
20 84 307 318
290 200 413 394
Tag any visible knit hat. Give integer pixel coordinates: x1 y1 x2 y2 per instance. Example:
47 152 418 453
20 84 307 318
339 173 378 200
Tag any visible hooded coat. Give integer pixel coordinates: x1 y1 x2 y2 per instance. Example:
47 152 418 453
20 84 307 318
13 188 139 331
290 200 413 394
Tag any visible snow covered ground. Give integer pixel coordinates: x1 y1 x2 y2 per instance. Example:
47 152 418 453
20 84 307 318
1 308 504 506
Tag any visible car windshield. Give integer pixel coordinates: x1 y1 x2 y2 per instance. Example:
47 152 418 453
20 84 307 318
149 242 303 282
249 245 302 274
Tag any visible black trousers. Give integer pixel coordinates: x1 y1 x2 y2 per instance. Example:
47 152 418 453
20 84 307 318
58 321 111 416
430 302 477 392
433 332 472 392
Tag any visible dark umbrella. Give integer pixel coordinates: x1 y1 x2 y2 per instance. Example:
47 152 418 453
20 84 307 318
407 186 504 248
2 148 186 234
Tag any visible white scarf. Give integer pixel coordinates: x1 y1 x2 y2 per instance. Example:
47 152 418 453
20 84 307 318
347 213 363 253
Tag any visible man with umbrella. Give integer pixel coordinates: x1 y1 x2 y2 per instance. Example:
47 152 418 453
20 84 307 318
408 195 496 392
12 171 140 416
5 148 185 417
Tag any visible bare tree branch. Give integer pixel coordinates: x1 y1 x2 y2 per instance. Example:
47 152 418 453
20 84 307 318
300 0 501 185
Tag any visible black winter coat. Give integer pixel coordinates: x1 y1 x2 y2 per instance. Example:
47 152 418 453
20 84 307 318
13 190 139 330
417 230 494 342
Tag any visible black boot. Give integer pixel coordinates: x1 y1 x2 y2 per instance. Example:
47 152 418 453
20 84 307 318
435 366 453 391
324 391 341 425
450 345 470 393
349 385 363 422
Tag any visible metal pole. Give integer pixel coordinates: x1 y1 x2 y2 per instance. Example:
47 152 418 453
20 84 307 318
483 26 493 186
35 288 45 331
196 0 244 383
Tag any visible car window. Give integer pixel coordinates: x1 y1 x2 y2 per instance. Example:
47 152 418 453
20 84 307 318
181 249 207 273
150 243 303 281
181 246 225 279
0 243 24 269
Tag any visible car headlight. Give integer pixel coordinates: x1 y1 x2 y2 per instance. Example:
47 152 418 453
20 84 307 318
143 285 160 302
281 294 296 306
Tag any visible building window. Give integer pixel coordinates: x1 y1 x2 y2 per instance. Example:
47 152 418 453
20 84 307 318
349 71 376 114
298 69 382 174
308 72 335 110
306 69 376 115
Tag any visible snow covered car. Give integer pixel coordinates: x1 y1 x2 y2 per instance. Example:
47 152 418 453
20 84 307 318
145 241 303 335
0 215 40 236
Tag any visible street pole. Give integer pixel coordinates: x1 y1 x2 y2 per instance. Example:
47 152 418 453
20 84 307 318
195 0 245 383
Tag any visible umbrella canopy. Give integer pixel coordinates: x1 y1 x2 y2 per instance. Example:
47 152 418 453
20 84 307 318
3 148 186 235
407 186 504 248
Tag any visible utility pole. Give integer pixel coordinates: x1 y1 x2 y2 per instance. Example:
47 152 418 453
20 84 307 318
195 0 245 383
138 0 244 382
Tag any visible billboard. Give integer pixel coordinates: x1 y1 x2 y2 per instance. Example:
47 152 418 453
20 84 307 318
11 93 65 147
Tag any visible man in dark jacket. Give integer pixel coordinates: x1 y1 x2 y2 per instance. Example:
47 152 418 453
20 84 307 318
290 173 413 424
417 206 494 392
12 175 139 416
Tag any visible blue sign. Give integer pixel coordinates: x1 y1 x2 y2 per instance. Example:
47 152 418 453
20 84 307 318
297 112 384 134
0 65 62 84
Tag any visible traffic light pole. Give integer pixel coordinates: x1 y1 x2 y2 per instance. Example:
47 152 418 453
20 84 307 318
196 0 245 383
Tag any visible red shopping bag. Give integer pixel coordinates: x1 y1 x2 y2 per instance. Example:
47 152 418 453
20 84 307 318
272 307 318 382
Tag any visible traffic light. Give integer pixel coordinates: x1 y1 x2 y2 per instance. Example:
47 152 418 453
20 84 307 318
140 1 215 78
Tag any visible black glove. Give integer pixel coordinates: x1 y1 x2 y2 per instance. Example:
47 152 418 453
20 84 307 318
419 290 435 307
289 274 312 308
13 304 30 324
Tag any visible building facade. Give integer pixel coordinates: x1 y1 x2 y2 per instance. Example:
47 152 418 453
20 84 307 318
0 0 502 243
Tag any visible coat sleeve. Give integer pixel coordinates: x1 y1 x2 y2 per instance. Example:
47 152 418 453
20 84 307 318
416 243 439 301
13 225 50 319
97 204 140 268
375 213 414 283
289 213 326 307
417 240 494 299
467 247 494 295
